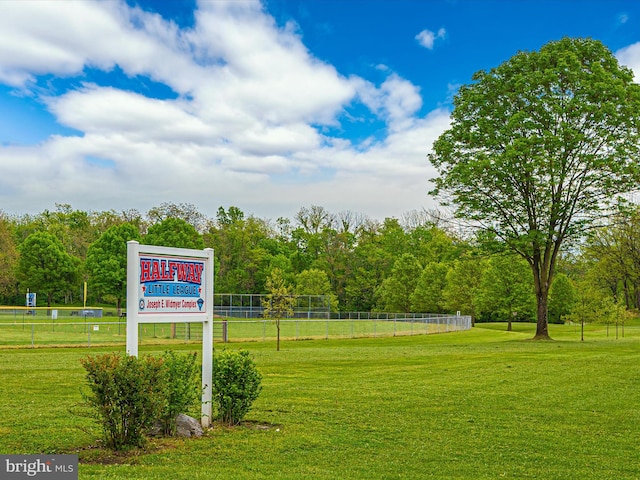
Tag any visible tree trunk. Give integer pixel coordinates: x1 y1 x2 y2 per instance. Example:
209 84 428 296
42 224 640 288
533 290 551 340
276 320 280 352
530 259 552 340
623 280 629 309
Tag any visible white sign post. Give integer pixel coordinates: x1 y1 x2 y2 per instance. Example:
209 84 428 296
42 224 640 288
126 241 214 428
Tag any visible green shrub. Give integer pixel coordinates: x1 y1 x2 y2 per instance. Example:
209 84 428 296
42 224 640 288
80 353 167 450
158 351 202 436
82 351 204 447
212 350 262 425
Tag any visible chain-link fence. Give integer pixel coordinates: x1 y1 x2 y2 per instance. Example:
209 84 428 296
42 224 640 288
0 306 471 348
213 293 331 318
215 314 471 342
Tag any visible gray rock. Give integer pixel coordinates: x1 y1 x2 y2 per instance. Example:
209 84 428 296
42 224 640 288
149 414 204 438
175 413 204 438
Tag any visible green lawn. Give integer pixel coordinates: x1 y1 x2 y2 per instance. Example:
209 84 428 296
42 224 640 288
0 323 639 479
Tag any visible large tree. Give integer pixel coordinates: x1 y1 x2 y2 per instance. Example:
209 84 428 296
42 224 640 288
476 254 536 330
583 208 640 309
147 202 208 233
375 253 422 313
410 262 449 313
0 213 18 300
295 268 339 313
441 256 486 325
144 217 204 250
85 223 141 314
429 37 640 339
206 207 274 293
17 231 79 308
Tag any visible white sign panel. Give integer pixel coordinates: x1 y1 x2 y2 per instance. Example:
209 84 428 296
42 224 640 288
137 255 207 315
26 292 36 307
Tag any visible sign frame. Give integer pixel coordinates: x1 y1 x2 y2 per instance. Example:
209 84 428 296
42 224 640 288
126 240 214 427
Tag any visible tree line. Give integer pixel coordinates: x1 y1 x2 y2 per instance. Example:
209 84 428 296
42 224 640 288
1 201 638 325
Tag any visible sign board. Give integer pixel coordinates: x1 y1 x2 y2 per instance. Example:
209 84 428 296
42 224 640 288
126 241 214 427
26 292 36 307
134 250 209 319
26 292 36 315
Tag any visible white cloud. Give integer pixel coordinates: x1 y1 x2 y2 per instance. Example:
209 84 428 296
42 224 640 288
47 86 217 142
616 42 640 82
379 75 423 130
415 27 446 50
0 0 447 220
351 74 423 130
0 1 188 88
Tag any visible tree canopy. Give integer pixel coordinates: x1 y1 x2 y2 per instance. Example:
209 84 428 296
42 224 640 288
0 214 18 298
429 37 640 339
85 223 141 313
17 231 79 307
145 217 204 250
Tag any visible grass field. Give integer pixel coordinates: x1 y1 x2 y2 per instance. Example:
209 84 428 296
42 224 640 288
0 322 639 479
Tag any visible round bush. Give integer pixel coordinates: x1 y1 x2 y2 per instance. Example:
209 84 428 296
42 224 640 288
212 350 262 425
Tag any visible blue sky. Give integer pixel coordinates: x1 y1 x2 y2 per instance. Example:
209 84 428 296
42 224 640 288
1 0 639 221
